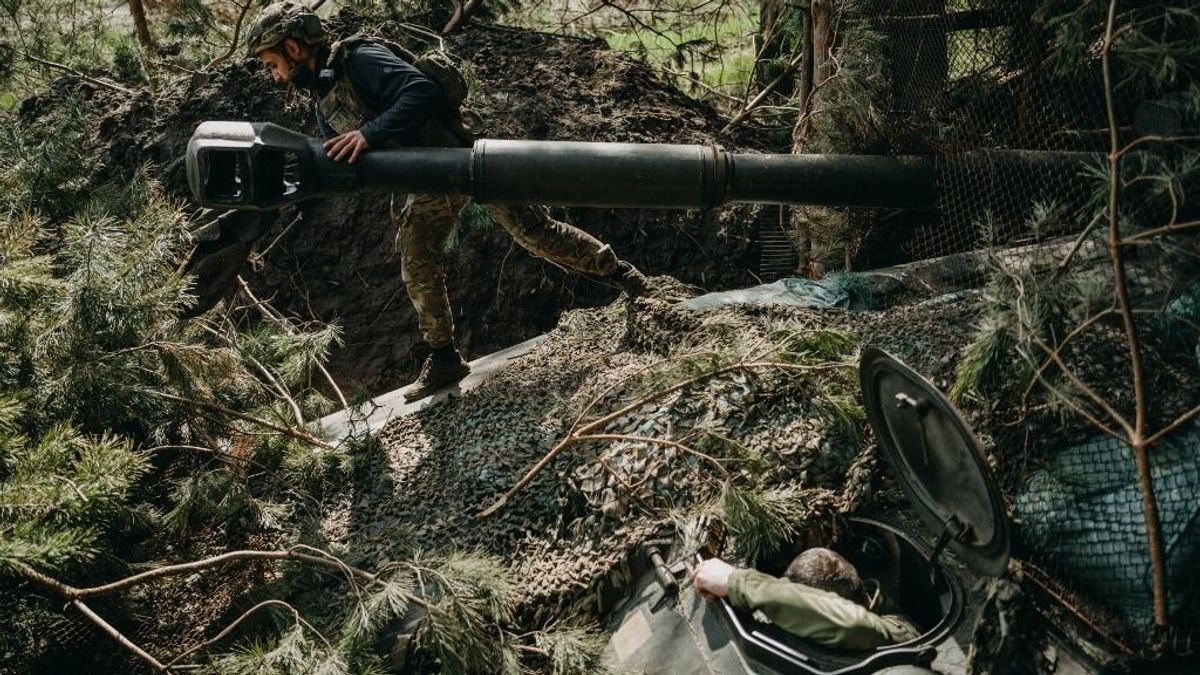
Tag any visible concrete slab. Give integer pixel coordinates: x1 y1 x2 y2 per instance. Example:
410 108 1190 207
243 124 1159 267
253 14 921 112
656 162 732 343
317 335 546 442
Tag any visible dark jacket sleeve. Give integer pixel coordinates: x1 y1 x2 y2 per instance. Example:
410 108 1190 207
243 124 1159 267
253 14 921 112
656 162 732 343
343 42 445 147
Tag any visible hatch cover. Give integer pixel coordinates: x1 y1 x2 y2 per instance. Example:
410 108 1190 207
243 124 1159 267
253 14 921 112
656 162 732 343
859 348 1010 577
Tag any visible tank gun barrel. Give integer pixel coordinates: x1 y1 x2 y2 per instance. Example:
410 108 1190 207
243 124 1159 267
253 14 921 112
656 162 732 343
188 122 946 212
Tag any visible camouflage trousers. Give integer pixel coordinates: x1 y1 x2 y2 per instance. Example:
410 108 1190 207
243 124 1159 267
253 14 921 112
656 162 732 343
393 194 620 349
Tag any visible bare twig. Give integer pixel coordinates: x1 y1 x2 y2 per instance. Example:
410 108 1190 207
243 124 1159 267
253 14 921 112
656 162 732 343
570 351 721 431
1018 344 1124 442
722 49 806 134
1121 219 1200 244
17 548 372 601
1053 212 1105 278
20 51 133 94
1145 402 1200 447
1020 308 1114 404
1100 0 1168 629
165 600 300 669
205 0 254 71
442 0 485 34
142 444 266 469
15 544 405 671
1028 333 1133 438
244 351 306 426
478 359 847 517
1021 562 1135 656
72 599 167 671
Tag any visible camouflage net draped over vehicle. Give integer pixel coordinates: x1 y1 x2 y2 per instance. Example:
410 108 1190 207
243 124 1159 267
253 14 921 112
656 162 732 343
318 283 905 628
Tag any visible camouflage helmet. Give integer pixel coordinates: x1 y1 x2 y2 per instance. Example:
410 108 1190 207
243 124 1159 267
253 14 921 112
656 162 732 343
244 2 326 58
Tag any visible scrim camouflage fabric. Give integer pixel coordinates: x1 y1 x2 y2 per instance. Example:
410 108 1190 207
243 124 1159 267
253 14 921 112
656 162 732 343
395 192 618 348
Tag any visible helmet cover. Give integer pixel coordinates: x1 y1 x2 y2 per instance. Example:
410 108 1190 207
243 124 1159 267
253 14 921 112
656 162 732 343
245 2 325 58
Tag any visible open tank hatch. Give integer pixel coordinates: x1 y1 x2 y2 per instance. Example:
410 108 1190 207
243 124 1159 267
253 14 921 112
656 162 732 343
709 348 1011 674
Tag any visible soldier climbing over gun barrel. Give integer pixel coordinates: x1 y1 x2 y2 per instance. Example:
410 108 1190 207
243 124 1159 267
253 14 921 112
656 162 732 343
240 2 648 402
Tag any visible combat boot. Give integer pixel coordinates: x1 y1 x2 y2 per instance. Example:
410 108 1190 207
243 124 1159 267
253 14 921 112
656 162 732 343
608 260 649 298
404 346 470 403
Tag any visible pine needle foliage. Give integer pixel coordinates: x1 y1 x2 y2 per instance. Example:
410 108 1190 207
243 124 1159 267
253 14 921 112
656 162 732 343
955 204 1090 402
532 623 612 675
0 117 357 667
720 483 802 562
408 551 520 674
0 101 94 219
0 402 149 575
950 314 1012 403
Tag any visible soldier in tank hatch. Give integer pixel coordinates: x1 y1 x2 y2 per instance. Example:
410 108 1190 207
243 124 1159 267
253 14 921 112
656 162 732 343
692 547 921 650
244 2 648 402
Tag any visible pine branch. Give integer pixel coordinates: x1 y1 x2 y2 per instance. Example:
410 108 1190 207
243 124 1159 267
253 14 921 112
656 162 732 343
147 390 334 450
442 0 487 34
236 277 349 410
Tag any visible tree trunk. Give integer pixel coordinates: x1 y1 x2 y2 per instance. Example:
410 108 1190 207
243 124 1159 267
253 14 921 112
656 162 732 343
128 0 156 54
789 0 834 275
756 0 794 98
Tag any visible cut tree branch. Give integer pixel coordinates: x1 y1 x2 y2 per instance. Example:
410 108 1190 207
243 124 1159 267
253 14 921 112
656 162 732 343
442 0 486 34
722 48 806 134
478 359 848 517
72 599 167 671
21 52 133 94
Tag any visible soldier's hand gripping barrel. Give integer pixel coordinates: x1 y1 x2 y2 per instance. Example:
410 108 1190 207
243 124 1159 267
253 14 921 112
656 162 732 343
187 121 941 211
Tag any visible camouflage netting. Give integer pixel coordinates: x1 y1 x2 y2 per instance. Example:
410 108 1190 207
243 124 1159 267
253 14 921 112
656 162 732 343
1016 424 1200 636
318 279 887 626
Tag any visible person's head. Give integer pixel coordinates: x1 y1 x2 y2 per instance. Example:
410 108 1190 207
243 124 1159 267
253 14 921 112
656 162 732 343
785 547 869 607
245 2 326 86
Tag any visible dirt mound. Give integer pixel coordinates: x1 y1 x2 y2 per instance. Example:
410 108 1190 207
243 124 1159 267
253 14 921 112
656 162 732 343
28 14 780 396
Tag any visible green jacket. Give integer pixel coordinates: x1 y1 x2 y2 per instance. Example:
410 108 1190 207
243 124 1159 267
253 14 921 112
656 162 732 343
727 569 921 651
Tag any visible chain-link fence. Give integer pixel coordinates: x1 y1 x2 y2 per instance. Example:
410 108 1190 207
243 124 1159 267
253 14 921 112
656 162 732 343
779 0 1199 655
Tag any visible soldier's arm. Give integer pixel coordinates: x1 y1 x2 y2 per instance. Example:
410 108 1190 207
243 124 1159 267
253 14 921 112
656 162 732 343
343 42 445 147
727 569 916 651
